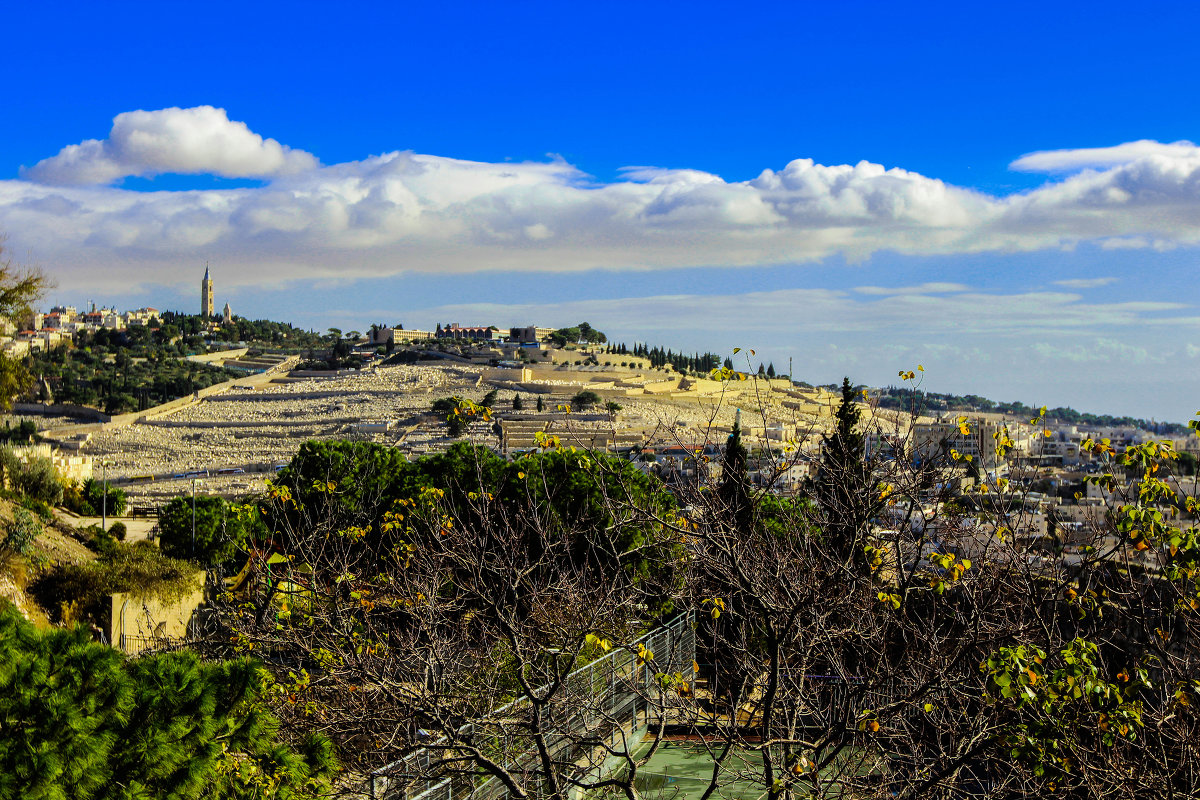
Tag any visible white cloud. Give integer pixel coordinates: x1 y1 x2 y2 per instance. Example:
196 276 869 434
854 282 969 295
1010 140 1200 172
1052 277 1117 289
7 112 1200 294
22 106 319 185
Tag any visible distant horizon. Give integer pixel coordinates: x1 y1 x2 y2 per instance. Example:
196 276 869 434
4 1 1199 423
31 293 1194 427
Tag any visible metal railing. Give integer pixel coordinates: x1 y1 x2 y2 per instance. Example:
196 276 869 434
371 614 696 800
118 633 185 655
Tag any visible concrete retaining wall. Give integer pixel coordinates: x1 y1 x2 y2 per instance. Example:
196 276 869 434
143 416 361 429
186 347 249 365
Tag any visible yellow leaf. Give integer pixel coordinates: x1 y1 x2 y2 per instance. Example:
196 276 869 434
917 364 924 372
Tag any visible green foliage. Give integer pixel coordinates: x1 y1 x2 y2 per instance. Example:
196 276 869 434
875 385 1188 434
0 247 48 411
1 508 41 559
547 321 607 347
271 439 682 606
571 390 601 409
718 417 752 531
608 340 722 375
32 541 198 623
984 638 1145 777
276 439 419 534
0 420 37 444
0 601 336 799
60 481 95 516
158 495 265 566
18 496 52 521
431 396 491 437
107 521 127 542
512 393 524 410
810 377 876 567
0 449 63 506
82 478 126 517
26 330 241 412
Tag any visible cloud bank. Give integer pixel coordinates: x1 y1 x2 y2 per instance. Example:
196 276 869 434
22 106 319 186
5 107 1200 290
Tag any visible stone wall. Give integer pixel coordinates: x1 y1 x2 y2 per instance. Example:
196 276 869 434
109 569 205 655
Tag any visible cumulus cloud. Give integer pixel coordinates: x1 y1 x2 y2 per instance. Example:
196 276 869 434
6 111 1200 292
22 106 319 185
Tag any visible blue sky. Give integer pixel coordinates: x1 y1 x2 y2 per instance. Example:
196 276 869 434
3 1 1200 421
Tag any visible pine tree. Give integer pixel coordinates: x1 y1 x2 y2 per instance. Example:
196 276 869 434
0 603 336 800
767 362 776 378
512 394 524 411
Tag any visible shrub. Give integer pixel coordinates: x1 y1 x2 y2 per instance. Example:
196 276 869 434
20 496 53 521
108 521 127 541
61 481 96 516
83 478 127 517
0 450 63 506
2 508 41 559
571 390 602 409
32 541 197 623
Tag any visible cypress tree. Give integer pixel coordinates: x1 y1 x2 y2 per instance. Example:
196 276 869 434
811 377 876 570
718 411 753 533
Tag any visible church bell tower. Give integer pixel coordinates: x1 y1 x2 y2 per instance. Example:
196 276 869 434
201 264 214 318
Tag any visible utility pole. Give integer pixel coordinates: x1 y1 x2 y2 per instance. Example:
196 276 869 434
192 477 198 558
101 460 108 532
